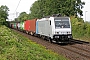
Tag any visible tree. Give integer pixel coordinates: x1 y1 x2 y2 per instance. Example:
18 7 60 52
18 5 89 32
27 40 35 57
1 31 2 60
29 0 44 19
17 12 29 22
0 5 9 24
29 0 85 19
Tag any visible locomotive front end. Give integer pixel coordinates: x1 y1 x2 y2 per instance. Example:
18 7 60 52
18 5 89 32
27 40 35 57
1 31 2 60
53 17 73 42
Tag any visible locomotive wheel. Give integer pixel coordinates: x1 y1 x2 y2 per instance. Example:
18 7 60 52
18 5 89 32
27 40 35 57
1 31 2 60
49 38 52 43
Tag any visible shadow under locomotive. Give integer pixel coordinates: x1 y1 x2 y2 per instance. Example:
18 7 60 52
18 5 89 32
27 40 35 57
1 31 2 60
49 38 90 46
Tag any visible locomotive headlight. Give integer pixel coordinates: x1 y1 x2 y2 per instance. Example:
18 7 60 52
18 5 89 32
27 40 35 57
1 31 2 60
68 36 71 38
68 35 72 38
57 32 59 34
67 32 71 34
55 36 59 38
55 32 59 34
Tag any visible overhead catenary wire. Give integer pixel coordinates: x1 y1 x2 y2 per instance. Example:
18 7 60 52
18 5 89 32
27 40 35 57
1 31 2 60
14 0 22 13
14 0 22 18
8 0 21 21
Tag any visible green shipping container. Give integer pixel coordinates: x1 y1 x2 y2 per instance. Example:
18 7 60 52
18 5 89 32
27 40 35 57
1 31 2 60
20 22 24 30
14 23 17 29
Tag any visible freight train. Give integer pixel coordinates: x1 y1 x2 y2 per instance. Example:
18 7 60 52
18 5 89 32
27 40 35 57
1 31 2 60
9 15 73 43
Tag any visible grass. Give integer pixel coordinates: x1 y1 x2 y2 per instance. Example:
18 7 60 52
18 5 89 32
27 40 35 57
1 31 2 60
0 25 68 60
74 36 90 42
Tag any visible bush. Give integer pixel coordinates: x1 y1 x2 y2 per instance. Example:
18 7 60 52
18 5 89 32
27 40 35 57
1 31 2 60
71 16 90 41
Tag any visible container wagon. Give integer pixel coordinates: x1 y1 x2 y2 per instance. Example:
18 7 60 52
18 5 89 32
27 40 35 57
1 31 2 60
9 23 13 28
24 19 37 35
19 22 24 31
11 23 14 29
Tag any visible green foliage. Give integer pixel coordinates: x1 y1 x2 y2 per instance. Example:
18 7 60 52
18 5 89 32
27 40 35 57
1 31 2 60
16 0 85 21
29 0 85 19
85 22 90 36
29 1 44 19
0 5 9 25
71 16 90 42
0 25 68 60
16 12 29 22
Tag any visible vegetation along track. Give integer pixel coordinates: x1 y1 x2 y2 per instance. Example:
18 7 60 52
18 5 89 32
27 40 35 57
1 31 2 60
12 29 90 60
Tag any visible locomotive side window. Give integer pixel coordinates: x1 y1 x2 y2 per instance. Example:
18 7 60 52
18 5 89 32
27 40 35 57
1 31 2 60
54 18 70 28
50 20 51 25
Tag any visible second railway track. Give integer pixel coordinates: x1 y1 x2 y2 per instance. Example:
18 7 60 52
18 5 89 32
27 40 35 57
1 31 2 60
61 45 90 59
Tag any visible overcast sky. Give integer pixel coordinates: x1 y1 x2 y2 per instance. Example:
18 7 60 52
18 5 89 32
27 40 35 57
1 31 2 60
0 0 89 21
0 0 37 21
81 0 90 22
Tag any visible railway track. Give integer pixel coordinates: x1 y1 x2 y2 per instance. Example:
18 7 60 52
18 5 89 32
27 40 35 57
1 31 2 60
70 45 90 53
60 39 90 59
70 39 90 44
60 45 90 59
12 29 90 60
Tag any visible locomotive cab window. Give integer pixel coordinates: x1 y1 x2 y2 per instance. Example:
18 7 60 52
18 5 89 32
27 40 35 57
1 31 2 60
50 20 51 25
54 18 70 29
